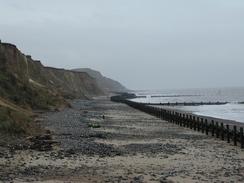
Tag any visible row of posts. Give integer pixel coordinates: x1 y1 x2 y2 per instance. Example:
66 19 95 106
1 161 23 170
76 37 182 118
120 99 244 149
145 101 227 106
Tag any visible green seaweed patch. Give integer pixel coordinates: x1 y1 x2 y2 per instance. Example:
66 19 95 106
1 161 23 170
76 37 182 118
88 123 101 128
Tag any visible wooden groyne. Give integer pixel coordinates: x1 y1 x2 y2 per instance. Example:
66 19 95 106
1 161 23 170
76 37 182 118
143 101 228 106
111 95 244 149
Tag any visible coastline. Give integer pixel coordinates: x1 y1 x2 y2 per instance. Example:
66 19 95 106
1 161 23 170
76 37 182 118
0 97 244 182
131 87 244 125
153 105 244 128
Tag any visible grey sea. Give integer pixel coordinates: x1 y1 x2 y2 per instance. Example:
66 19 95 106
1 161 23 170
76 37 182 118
131 87 244 123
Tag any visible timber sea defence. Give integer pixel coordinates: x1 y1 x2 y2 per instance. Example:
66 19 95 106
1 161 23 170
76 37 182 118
111 94 244 149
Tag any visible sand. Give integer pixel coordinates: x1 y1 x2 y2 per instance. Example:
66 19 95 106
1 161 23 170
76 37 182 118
0 98 244 182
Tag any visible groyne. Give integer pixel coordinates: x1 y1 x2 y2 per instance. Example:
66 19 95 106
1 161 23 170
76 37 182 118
111 95 244 149
141 101 228 106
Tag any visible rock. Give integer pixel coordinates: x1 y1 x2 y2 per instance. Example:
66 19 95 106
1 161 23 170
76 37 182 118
159 177 175 183
28 134 58 151
131 175 144 183
66 149 76 155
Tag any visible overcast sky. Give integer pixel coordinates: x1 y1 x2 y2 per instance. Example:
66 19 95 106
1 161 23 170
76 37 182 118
0 0 244 90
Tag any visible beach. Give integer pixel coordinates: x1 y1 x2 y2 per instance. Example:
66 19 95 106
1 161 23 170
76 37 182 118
0 97 244 182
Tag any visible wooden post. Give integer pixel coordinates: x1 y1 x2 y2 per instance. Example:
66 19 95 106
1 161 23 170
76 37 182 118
172 111 174 123
193 116 196 131
190 115 192 129
178 113 180 125
216 122 219 138
183 114 185 127
178 113 181 126
172 111 175 123
226 125 230 143
205 119 208 135
233 126 237 146
186 115 189 128
175 112 178 125
197 117 200 131
179 113 182 126
240 127 244 149
167 110 169 121
221 123 224 140
201 118 204 133
211 120 215 137
176 112 179 125
174 112 178 124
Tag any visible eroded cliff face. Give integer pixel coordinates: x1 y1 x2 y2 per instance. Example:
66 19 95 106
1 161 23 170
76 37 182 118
0 43 59 110
0 42 104 109
73 68 128 93
26 60 104 100
0 42 105 133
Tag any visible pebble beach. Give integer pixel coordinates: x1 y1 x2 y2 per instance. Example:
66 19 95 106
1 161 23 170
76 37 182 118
0 98 244 182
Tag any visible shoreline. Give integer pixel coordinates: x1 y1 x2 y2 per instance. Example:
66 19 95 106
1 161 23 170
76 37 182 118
129 100 244 126
0 98 244 182
130 87 244 125
154 105 244 127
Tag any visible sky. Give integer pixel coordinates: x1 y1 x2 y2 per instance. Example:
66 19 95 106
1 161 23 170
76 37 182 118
0 0 244 90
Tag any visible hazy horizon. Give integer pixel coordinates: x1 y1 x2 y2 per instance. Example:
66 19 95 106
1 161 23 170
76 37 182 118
1 0 244 90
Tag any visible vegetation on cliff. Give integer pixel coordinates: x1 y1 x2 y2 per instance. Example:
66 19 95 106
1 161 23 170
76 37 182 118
0 97 33 134
73 68 128 93
0 42 108 134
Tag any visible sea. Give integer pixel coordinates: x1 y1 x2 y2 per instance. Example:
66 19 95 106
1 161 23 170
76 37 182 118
131 87 244 123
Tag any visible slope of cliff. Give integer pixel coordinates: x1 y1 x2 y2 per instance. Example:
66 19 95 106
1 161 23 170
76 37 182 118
0 97 33 134
73 68 128 93
0 43 63 110
0 42 104 107
0 42 104 134
27 61 104 100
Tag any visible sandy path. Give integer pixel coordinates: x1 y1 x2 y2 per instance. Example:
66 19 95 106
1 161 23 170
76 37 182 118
0 98 244 182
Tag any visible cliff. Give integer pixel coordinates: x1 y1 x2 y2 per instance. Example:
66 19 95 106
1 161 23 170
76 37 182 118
0 42 104 107
73 68 128 93
27 62 103 100
0 42 104 134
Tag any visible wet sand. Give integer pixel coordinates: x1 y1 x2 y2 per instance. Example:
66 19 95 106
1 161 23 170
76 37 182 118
0 98 244 182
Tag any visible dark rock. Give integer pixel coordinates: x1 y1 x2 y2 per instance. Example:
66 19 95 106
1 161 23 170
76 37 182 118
28 134 58 151
159 176 175 183
131 175 144 183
